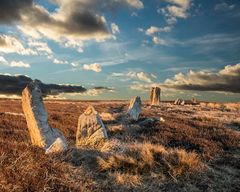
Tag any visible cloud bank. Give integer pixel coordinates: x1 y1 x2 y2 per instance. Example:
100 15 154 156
163 63 240 93
0 74 86 96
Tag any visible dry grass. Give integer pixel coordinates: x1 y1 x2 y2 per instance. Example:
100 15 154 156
98 142 204 179
0 99 239 191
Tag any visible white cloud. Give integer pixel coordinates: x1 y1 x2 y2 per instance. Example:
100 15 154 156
63 39 84 53
111 23 120 34
10 61 30 68
53 59 68 65
158 0 192 24
166 5 188 18
146 26 171 36
83 63 102 72
0 57 30 68
111 71 154 83
0 35 37 55
130 82 149 92
152 36 168 45
0 56 8 65
28 39 53 55
164 0 191 9
125 0 144 9
151 74 157 79
136 72 153 83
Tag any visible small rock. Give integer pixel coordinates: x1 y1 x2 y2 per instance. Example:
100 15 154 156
160 117 165 122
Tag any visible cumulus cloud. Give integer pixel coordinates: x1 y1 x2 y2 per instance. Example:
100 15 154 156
158 0 192 24
152 36 168 45
162 63 240 93
0 35 37 55
27 39 53 55
111 23 120 34
83 86 115 96
0 74 86 95
53 58 68 65
130 82 150 92
0 0 143 52
9 61 30 68
0 56 31 68
112 71 154 83
145 26 171 36
83 63 102 72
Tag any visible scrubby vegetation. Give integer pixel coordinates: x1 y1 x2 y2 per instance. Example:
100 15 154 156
0 99 239 191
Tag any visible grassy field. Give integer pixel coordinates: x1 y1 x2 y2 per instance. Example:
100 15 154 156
0 99 239 191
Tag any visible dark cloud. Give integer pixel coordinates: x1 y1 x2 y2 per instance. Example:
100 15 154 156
93 86 114 91
0 0 108 40
0 0 33 23
0 74 86 96
0 36 7 46
0 0 143 42
162 63 240 93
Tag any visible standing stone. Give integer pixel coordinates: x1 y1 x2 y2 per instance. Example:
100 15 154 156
181 100 185 105
174 98 181 105
127 96 142 120
22 80 67 153
76 106 108 146
174 98 185 105
150 87 161 106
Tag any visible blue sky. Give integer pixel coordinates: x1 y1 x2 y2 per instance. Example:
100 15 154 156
0 0 240 102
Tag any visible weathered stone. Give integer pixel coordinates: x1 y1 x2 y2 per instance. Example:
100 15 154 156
174 98 180 105
45 137 68 154
100 112 115 121
150 87 161 106
181 100 185 105
127 96 142 120
139 118 155 126
174 98 184 105
22 80 67 153
160 117 165 122
76 105 108 146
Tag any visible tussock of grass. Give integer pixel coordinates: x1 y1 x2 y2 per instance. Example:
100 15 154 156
98 142 205 179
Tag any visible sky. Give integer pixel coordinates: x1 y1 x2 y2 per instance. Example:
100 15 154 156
0 0 240 102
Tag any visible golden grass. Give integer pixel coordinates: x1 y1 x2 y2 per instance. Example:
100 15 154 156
98 142 205 179
0 99 239 191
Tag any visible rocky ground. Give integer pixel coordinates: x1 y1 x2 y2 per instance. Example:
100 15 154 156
0 99 239 192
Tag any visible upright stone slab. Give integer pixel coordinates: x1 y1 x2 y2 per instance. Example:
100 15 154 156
22 80 67 153
174 98 184 105
150 87 161 106
127 96 142 120
76 106 108 146
174 98 180 105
